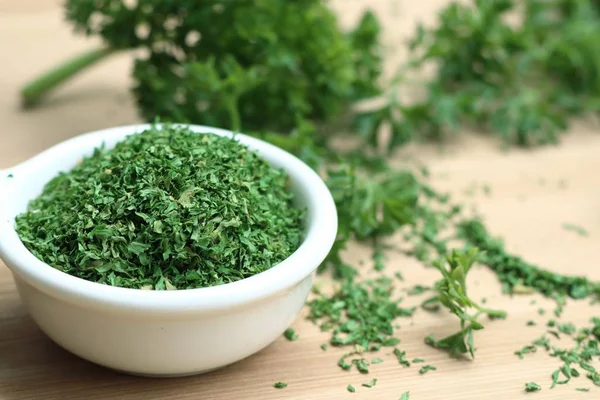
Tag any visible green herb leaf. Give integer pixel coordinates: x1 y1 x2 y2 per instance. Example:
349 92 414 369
274 382 288 389
353 358 370 374
383 338 401 347
338 355 352 371
284 328 299 341
407 285 430 296
558 323 576 335
525 382 541 392
515 345 537 360
425 248 505 358
419 365 437 375
562 223 589 237
393 348 410 367
362 379 377 388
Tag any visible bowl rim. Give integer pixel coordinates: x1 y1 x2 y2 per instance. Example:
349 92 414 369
0 123 337 314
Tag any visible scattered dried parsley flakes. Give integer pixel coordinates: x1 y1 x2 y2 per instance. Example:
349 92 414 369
284 328 299 341
518 317 600 391
307 276 414 356
418 365 437 375
15 124 305 290
362 378 377 388
525 382 541 392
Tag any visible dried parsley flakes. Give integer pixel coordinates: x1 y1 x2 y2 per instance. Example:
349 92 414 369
393 348 410 368
15 124 305 290
458 219 600 299
284 328 299 341
307 276 414 353
518 318 600 391
362 378 377 388
418 365 437 375
525 382 541 392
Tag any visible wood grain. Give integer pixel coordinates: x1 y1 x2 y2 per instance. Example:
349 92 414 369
1 1 599 399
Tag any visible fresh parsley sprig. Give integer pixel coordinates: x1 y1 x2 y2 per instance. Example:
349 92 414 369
424 248 506 358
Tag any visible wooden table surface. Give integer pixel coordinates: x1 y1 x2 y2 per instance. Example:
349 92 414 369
1 1 599 399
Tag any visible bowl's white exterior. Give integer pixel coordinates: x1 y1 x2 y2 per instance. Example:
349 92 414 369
12 273 312 376
0 124 337 377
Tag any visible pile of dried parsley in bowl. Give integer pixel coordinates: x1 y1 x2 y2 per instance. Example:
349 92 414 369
15 124 306 290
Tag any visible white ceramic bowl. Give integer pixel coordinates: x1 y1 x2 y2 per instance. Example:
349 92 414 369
0 124 337 377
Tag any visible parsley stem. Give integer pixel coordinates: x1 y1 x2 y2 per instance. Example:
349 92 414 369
21 47 116 108
226 99 242 133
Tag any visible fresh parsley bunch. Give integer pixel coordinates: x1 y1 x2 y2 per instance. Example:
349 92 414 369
23 0 382 133
354 0 600 150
